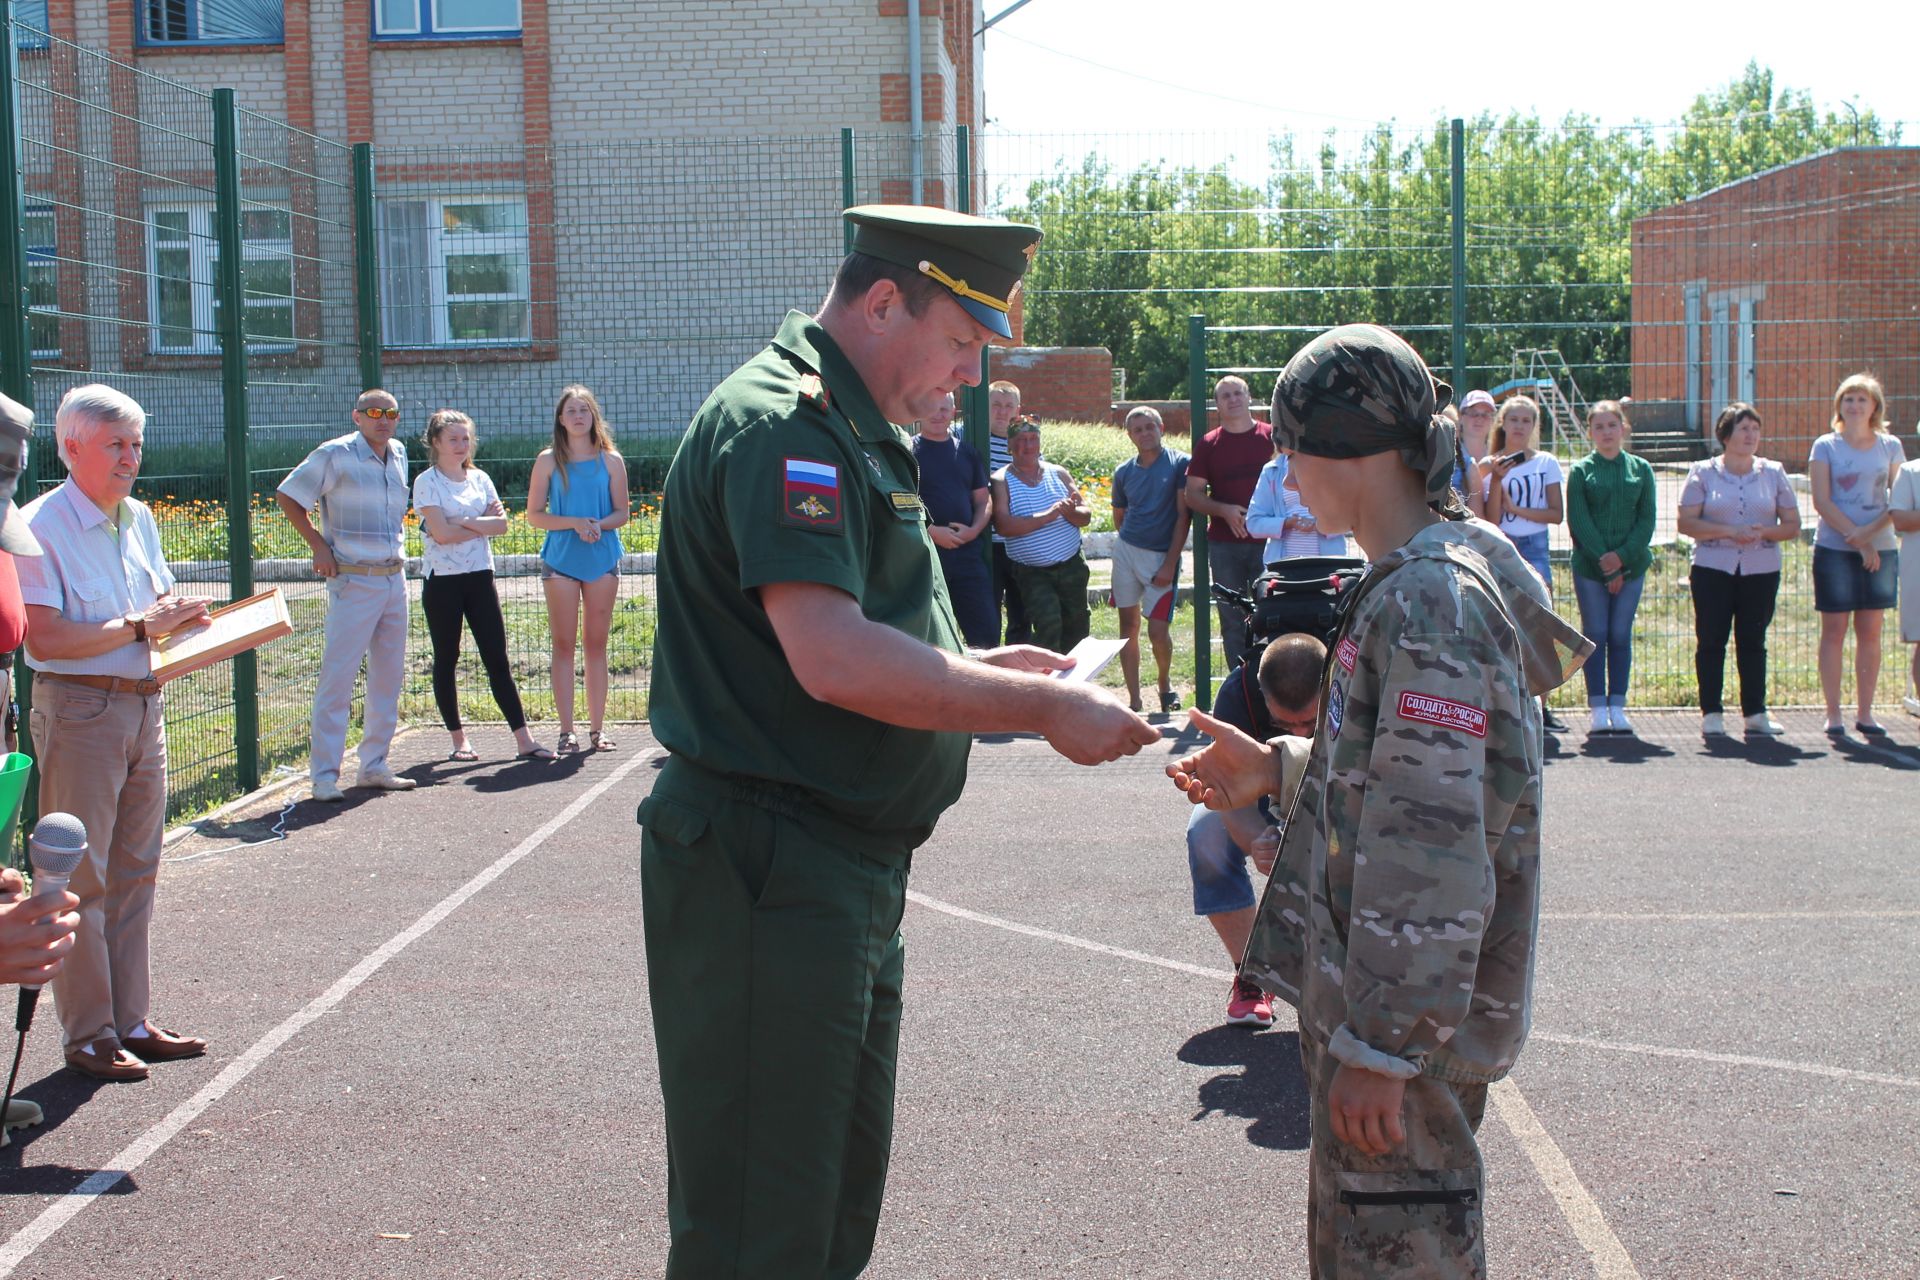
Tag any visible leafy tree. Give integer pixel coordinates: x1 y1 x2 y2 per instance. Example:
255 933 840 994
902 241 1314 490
1000 66 1899 403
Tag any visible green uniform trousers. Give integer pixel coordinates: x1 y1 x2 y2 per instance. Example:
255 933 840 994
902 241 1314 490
1006 552 1090 653
1300 1032 1488 1279
640 773 909 1280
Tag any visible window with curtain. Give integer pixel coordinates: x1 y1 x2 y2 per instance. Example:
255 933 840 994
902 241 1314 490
12 0 49 49
379 196 530 348
139 0 284 45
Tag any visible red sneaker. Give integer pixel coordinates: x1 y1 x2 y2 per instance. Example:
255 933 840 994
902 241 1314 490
1225 976 1275 1027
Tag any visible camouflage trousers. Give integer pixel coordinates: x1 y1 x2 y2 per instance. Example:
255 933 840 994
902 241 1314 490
1300 1033 1488 1279
1006 552 1091 653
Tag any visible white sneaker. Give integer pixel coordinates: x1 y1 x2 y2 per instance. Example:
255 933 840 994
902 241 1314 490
1744 712 1785 736
311 779 345 803
1 1097 42 1148
1904 696 1920 719
354 769 417 792
1701 713 1727 737
1610 707 1636 737
1589 707 1611 734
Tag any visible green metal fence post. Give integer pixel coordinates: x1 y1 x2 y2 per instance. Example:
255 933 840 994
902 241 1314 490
1449 118 1467 395
0 1 39 850
352 142 382 390
1188 314 1211 704
212 89 258 792
955 123 969 213
840 127 856 252
0 6 30 405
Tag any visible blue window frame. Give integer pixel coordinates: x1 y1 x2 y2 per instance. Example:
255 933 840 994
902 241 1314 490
374 0 520 40
25 207 58 359
137 0 284 46
13 0 49 49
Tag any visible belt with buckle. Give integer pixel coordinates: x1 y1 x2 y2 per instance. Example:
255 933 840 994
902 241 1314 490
335 562 403 576
37 671 162 697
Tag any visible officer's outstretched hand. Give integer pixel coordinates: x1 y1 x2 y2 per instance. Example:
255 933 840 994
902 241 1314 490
1041 682 1158 766
1168 708 1279 810
979 644 1074 674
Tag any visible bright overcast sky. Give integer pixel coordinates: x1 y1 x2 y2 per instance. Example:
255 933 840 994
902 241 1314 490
980 0 1920 146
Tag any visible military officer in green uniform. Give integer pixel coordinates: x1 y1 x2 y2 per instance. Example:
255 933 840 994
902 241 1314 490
641 205 1158 1279
1168 326 1590 1278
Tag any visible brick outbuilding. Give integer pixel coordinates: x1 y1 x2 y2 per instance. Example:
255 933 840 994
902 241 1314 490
1630 147 1920 468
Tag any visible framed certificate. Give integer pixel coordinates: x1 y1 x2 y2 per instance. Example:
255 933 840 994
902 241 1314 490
147 587 294 684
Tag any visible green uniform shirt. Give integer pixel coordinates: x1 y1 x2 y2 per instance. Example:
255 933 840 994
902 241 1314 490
649 310 969 855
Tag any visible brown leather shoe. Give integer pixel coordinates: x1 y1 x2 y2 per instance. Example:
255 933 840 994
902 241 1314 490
63 1037 150 1082
121 1022 208 1062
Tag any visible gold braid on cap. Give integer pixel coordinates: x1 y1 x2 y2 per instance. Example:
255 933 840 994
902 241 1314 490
917 260 1009 314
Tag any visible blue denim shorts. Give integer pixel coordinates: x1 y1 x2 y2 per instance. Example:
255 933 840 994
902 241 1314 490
1811 544 1898 613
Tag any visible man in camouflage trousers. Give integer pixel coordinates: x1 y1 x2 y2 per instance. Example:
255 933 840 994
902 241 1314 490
1170 325 1591 1277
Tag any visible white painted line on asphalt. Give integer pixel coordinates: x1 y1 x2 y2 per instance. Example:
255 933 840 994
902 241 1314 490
907 890 1235 982
0 748 660 1278
907 892 1645 1278
1489 1081 1644 1279
1544 909 1920 921
1529 1032 1920 1090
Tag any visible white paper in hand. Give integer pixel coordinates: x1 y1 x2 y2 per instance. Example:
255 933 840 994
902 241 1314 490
1049 636 1126 683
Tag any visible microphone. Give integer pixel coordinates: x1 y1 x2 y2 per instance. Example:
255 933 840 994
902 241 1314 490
15 814 85 1031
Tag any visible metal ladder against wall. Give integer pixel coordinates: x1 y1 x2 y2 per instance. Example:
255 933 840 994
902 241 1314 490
1512 348 1591 455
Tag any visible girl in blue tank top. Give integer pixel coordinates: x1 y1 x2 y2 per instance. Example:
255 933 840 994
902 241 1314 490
528 385 631 754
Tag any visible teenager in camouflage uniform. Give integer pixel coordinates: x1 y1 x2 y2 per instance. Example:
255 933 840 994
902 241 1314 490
1170 324 1591 1278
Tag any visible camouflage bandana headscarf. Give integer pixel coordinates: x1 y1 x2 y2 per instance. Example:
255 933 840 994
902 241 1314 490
1269 324 1459 507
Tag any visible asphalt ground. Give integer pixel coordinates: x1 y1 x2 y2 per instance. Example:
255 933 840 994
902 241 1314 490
0 710 1916 1279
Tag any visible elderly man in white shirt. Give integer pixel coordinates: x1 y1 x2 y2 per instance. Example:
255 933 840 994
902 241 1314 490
275 388 415 802
17 384 211 1083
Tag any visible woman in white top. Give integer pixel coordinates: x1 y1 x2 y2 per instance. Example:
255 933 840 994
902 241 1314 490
1482 394 1568 731
1807 372 1907 736
413 410 552 762
1482 395 1564 588
1677 402 1801 738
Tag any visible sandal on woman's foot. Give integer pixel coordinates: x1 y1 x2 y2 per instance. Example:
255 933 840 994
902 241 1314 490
448 746 480 762
517 745 557 760
557 732 580 754
590 730 617 752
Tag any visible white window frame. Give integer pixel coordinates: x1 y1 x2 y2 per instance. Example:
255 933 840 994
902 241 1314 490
146 202 296 356
379 194 531 349
374 0 520 38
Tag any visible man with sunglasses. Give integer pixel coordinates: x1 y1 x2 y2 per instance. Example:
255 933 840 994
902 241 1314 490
276 389 416 802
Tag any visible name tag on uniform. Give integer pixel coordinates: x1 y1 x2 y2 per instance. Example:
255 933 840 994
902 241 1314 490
889 491 925 516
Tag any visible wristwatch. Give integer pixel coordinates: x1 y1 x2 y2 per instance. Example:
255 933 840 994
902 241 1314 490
125 611 148 643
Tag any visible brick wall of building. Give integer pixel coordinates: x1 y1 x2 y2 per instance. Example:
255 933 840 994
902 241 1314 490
1630 147 1920 468
987 347 1112 421
41 0 987 445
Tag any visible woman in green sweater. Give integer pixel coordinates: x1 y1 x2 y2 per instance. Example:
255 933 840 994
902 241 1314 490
1566 400 1656 735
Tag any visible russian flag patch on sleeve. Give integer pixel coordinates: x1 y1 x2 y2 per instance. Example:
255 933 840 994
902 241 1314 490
782 457 843 529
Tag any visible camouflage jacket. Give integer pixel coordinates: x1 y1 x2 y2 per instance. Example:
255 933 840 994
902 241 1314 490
1240 518 1592 1085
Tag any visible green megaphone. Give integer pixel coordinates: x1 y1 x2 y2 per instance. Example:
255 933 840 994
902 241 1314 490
0 752 31 869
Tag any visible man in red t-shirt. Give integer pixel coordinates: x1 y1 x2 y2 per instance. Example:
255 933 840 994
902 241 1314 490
1184 375 1274 671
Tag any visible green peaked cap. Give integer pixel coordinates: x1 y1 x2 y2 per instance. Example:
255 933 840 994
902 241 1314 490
844 204 1042 339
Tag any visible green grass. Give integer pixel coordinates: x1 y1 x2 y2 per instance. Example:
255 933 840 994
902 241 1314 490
137 418 1916 823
